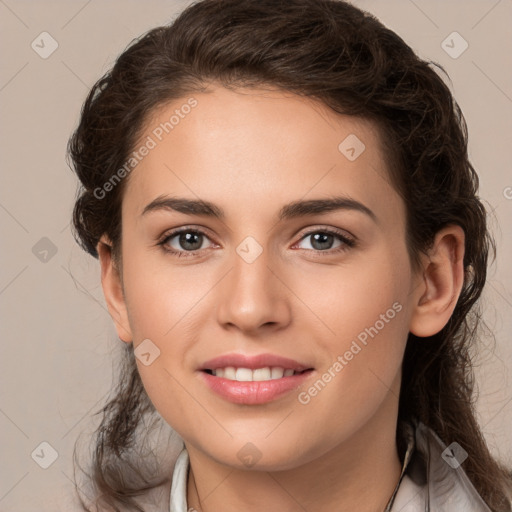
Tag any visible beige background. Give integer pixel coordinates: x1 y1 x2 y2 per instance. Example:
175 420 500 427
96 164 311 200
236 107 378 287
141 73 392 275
0 0 511 510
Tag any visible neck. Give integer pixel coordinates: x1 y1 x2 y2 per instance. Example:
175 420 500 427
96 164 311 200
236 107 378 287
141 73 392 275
186 398 402 512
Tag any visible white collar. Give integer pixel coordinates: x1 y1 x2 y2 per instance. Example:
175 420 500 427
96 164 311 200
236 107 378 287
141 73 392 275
169 448 189 512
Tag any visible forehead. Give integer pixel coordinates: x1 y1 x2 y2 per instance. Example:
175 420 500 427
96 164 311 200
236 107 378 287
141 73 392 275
123 85 402 223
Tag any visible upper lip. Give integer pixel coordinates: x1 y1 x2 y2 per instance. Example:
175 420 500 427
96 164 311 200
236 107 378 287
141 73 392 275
200 353 312 372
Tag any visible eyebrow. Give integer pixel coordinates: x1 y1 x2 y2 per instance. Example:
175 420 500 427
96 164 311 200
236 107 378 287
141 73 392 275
142 196 223 218
141 195 377 222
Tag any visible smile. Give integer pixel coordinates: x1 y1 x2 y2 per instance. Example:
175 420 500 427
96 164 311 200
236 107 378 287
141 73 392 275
199 353 315 404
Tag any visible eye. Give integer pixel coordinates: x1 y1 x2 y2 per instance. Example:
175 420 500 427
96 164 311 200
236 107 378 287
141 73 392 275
294 229 355 253
159 228 215 256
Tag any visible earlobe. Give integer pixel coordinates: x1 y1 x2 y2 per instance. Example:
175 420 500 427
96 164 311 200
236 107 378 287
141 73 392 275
409 225 465 338
96 236 133 343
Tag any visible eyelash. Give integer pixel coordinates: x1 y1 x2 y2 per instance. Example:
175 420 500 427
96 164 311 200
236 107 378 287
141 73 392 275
157 226 356 259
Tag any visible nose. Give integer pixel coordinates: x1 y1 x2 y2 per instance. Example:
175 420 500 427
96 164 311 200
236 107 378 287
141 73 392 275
215 244 292 335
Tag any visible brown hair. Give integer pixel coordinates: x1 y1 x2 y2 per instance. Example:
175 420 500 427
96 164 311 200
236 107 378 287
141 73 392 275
67 0 512 510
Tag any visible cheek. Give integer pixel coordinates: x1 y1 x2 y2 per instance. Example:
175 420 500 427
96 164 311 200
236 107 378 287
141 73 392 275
291 241 411 344
121 246 215 341
290 243 411 402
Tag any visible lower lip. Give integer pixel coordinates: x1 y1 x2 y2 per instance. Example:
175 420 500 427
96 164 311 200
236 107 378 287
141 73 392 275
200 370 314 405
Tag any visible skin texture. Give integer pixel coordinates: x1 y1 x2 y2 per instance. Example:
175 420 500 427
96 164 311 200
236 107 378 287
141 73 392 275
97 85 465 512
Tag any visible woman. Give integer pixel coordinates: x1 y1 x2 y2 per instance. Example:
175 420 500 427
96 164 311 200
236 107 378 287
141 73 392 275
68 0 512 510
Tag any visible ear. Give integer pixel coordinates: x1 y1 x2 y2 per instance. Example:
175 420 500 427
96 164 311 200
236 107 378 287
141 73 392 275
97 236 133 343
409 225 465 337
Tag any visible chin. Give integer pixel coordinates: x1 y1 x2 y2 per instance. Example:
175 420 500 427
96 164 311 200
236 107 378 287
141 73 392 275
199 437 320 472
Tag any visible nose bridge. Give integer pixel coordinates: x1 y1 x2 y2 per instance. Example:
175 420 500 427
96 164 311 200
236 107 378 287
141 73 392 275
216 237 290 332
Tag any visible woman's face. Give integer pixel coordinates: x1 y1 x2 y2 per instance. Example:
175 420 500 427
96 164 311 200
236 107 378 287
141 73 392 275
109 85 422 470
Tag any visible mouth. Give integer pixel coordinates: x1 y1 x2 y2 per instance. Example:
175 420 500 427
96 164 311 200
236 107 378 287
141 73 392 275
198 353 315 404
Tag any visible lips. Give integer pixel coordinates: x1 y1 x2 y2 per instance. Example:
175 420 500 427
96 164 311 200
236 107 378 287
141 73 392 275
198 353 314 405
200 353 311 372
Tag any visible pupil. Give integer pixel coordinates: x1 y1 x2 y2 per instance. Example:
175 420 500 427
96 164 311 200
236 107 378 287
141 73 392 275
180 232 202 250
311 233 333 250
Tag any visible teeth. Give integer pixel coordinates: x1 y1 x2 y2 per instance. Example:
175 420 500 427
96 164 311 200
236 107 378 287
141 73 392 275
271 367 284 379
253 368 271 381
211 366 299 381
223 367 236 380
236 368 253 381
